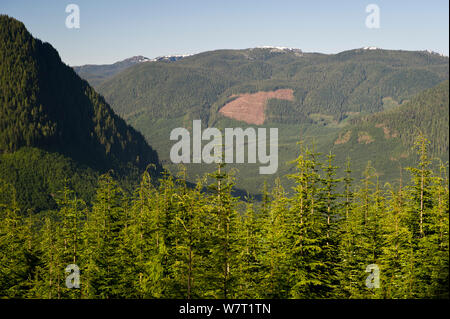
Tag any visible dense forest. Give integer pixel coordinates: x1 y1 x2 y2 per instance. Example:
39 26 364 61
0 134 447 299
0 16 161 211
322 81 449 192
0 15 160 172
349 81 449 158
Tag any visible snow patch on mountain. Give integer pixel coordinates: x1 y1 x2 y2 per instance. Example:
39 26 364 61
123 56 151 63
256 46 302 53
148 54 192 62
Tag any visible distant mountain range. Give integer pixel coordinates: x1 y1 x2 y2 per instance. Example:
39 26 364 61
74 47 448 90
71 46 449 193
73 54 191 86
72 55 151 87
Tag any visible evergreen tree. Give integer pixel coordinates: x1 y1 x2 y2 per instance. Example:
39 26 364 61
82 174 126 298
205 163 239 298
380 181 415 298
287 144 327 298
260 178 290 298
170 167 209 298
236 198 264 298
319 152 342 297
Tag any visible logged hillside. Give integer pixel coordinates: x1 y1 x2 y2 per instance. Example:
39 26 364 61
0 16 161 210
219 89 295 125
322 81 449 183
348 80 449 158
0 15 447 300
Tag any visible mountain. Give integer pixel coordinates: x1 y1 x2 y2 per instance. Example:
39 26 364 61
0 15 161 210
73 54 191 87
72 55 151 87
322 80 449 182
150 54 192 62
95 47 448 123
345 80 449 158
83 46 448 193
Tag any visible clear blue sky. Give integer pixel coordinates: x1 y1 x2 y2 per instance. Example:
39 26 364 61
1 0 448 66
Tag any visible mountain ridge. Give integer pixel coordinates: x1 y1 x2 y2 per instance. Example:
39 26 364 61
74 47 449 88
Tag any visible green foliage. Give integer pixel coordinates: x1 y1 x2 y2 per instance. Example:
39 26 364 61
349 81 449 158
0 147 98 211
0 15 448 300
0 15 161 172
0 133 448 299
203 163 240 298
0 15 162 211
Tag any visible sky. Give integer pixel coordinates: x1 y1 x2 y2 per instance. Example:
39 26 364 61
1 0 449 66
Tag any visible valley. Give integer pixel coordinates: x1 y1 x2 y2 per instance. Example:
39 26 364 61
73 47 449 195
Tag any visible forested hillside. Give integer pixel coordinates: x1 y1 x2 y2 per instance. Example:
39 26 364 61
0 16 161 210
317 81 450 187
95 47 448 125
348 80 449 158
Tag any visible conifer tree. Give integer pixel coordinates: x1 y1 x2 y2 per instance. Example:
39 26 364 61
170 167 209 298
236 198 264 298
287 144 327 298
336 158 360 298
0 132 448 299
120 170 159 298
53 183 86 298
260 178 290 298
406 133 433 240
0 180 28 297
319 152 342 297
205 163 239 298
380 182 414 298
82 174 126 298
405 134 435 297
344 162 378 298
154 170 178 298
426 160 449 298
